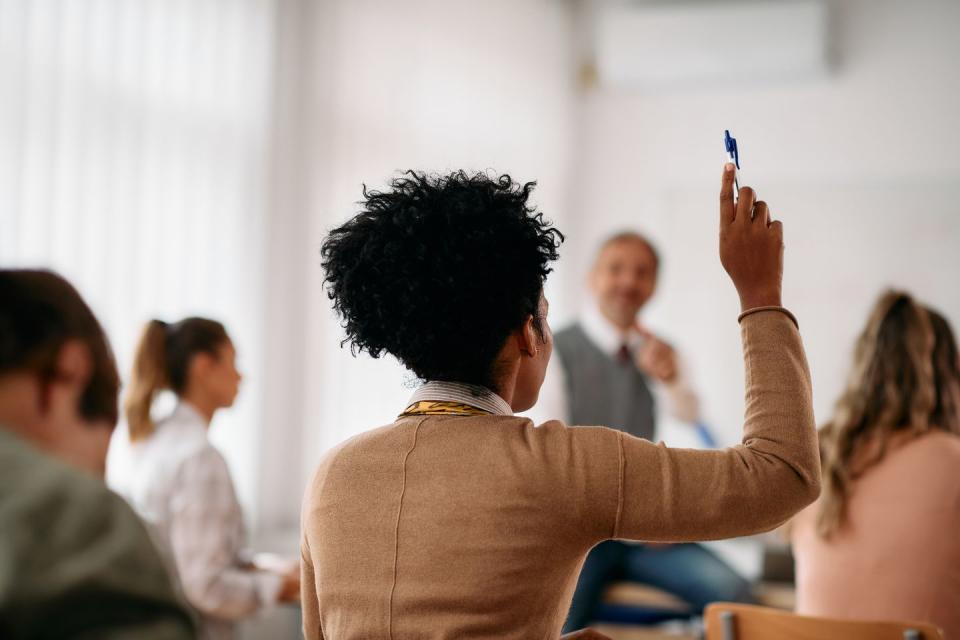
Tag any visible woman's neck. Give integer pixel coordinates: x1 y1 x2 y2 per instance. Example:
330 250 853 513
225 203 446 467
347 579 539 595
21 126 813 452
179 392 216 426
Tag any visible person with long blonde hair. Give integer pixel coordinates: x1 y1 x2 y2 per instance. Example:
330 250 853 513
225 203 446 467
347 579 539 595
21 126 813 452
107 317 299 640
791 291 960 638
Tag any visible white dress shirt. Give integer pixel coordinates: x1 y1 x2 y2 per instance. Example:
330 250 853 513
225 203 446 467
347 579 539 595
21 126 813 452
528 303 700 429
107 402 280 640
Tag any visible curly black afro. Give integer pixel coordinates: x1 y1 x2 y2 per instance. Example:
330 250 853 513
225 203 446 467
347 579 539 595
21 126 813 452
321 170 564 391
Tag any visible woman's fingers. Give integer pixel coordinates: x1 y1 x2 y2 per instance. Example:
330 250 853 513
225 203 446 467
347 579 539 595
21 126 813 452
736 186 756 225
720 163 736 226
754 200 769 226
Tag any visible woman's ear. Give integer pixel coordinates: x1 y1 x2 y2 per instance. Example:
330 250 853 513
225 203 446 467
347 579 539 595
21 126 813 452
519 315 538 358
188 351 216 382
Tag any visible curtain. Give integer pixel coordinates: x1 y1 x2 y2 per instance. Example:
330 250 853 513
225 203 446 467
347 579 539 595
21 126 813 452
0 0 277 517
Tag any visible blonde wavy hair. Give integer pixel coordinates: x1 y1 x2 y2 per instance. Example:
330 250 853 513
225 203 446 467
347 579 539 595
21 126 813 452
817 290 960 538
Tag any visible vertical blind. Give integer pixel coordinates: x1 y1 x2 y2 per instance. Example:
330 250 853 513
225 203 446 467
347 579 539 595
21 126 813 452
0 0 277 518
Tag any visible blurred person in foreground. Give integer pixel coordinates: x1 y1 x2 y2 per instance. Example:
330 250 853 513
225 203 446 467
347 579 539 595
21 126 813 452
790 292 960 638
0 268 195 639
300 164 820 639
108 317 299 640
528 231 751 631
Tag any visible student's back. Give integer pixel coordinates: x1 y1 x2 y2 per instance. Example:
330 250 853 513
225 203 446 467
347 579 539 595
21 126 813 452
0 268 195 639
304 357 817 639
0 427 196 639
790 293 960 639
792 431 960 636
304 415 613 637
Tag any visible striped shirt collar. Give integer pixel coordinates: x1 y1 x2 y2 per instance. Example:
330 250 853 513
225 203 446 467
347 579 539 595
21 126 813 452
408 381 513 416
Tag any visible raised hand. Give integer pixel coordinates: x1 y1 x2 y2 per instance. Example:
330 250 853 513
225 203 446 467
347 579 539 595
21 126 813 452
718 163 784 311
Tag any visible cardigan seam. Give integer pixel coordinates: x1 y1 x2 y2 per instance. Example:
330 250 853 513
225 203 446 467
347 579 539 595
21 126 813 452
613 431 624 538
387 418 425 639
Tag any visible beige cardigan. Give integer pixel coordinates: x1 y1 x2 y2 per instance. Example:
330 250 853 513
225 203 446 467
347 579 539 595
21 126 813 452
301 309 820 639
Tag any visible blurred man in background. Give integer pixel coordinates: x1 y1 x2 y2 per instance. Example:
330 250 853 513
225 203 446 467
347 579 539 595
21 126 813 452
531 233 753 631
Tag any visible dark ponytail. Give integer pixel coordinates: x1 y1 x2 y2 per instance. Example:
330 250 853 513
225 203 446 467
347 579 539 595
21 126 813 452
124 317 229 441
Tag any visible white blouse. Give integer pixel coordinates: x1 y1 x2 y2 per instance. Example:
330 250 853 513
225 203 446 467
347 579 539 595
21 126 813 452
107 402 280 640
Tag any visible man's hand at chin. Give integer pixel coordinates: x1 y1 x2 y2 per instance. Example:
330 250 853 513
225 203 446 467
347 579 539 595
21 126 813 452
635 324 679 383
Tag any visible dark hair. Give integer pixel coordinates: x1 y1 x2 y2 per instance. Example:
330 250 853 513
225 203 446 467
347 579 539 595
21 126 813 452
125 317 229 441
0 269 120 424
596 230 661 274
928 307 960 430
320 170 564 391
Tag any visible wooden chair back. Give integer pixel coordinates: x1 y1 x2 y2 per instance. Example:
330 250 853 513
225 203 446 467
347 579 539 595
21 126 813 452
704 603 944 640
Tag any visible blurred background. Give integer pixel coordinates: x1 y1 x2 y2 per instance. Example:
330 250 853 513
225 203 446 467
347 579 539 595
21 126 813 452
2 0 959 637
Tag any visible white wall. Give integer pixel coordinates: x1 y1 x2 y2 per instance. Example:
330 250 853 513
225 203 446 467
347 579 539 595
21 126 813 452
566 0 960 446
273 0 960 531
0 0 277 523
295 0 579 490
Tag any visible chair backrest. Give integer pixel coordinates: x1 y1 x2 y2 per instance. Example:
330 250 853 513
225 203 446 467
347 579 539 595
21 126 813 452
704 603 944 640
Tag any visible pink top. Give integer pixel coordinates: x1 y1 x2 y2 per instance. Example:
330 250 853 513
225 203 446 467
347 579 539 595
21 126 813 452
792 430 960 639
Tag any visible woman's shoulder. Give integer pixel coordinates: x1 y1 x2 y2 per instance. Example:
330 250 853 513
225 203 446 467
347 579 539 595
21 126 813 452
900 430 960 462
918 428 960 445
891 429 960 455
145 410 211 457
307 417 621 484
864 430 960 496
1 430 146 541
116 419 222 497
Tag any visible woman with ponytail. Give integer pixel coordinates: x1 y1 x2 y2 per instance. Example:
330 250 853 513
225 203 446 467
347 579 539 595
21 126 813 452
790 291 960 638
108 317 299 640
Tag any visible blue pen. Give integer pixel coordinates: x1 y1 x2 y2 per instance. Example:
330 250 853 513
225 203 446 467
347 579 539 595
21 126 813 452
724 129 740 204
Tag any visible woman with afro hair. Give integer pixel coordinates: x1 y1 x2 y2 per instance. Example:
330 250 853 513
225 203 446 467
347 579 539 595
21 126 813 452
301 165 821 639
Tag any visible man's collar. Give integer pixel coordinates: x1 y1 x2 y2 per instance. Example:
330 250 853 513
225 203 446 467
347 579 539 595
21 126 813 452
407 381 513 416
580 301 643 357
